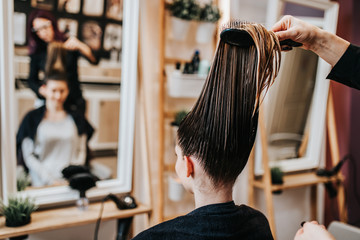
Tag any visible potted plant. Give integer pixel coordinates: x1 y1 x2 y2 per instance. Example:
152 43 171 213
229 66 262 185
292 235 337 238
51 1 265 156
196 2 221 43
0 195 38 227
271 166 284 194
16 168 31 192
171 110 188 127
166 0 201 40
170 110 188 143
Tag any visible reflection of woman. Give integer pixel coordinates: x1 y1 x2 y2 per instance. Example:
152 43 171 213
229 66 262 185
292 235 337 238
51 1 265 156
133 22 280 240
17 43 94 187
27 10 98 115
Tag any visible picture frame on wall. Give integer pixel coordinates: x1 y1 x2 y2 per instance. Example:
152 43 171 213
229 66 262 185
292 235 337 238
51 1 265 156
103 23 122 62
58 0 80 14
13 12 27 46
106 0 123 21
58 18 78 38
31 0 55 10
83 0 104 16
81 21 103 51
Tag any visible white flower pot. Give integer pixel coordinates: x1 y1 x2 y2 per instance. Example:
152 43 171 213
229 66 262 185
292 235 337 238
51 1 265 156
196 22 216 44
166 69 207 98
170 17 191 41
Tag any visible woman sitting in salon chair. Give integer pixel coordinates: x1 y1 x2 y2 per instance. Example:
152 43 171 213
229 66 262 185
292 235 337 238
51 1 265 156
133 21 280 240
17 42 94 187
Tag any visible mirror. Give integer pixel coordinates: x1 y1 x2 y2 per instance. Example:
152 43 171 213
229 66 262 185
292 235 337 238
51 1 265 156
254 0 339 174
264 47 318 161
0 0 139 205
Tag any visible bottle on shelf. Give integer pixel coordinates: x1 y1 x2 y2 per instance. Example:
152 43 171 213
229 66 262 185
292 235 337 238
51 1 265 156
191 50 200 74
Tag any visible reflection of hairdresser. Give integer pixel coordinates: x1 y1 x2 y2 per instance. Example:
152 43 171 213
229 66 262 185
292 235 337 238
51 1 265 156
27 10 99 115
271 15 360 90
133 22 280 240
16 43 94 187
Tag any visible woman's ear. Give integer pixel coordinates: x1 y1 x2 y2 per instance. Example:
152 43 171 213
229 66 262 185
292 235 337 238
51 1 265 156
184 156 194 178
39 84 47 97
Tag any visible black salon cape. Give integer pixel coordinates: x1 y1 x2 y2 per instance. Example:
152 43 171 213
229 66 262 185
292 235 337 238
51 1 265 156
16 105 95 171
327 44 360 90
132 201 274 240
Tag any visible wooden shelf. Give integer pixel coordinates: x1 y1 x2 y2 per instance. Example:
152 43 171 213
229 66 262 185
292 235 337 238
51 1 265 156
0 202 151 239
253 171 342 192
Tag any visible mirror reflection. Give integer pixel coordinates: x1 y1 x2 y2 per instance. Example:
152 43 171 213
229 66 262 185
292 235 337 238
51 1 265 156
264 48 318 162
14 0 123 189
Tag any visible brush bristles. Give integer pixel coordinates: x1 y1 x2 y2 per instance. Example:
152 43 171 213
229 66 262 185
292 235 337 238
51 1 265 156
220 20 255 32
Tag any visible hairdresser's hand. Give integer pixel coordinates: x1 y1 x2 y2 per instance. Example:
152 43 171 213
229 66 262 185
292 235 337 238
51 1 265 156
64 37 85 51
271 15 320 51
64 36 96 63
272 15 349 67
294 221 336 240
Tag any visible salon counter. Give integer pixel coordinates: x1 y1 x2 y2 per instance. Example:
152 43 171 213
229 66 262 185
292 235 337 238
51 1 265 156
0 201 151 239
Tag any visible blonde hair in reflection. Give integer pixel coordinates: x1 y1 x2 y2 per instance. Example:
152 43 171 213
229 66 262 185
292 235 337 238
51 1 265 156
177 21 281 187
44 41 68 84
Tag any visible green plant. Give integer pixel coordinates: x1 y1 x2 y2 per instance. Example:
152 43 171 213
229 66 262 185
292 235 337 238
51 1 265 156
171 110 189 126
271 166 284 194
271 167 284 185
0 195 38 227
17 169 31 192
167 0 201 21
199 3 221 22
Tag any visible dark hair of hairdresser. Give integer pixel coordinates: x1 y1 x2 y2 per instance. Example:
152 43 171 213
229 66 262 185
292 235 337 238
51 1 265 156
27 10 65 55
44 42 68 86
177 21 281 187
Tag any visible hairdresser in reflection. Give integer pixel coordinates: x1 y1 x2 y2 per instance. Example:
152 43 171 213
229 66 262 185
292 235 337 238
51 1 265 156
16 43 94 187
271 15 360 90
27 10 99 115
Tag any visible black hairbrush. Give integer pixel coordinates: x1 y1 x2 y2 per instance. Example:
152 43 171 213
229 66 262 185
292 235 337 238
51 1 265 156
220 28 302 49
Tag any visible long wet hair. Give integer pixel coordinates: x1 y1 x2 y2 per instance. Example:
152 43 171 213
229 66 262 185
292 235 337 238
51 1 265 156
177 21 281 187
27 10 65 55
44 41 68 85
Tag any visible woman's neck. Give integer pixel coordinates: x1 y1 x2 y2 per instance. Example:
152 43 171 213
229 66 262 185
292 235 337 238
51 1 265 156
44 105 67 121
193 184 233 209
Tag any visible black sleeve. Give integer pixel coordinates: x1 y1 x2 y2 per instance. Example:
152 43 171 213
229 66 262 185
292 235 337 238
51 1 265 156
327 44 360 90
28 54 44 99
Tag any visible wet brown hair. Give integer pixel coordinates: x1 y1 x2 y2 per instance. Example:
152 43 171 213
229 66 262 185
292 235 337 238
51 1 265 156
44 41 68 85
177 21 281 187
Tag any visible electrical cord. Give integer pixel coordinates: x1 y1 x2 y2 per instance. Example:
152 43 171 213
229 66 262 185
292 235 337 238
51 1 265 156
94 194 137 240
94 195 108 240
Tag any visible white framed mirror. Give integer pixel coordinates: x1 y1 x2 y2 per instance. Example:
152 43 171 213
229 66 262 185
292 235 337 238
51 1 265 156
0 0 139 205
255 0 339 174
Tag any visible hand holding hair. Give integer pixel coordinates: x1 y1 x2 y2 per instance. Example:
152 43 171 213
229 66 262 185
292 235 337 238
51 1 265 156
271 15 350 67
271 15 319 51
64 36 96 63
